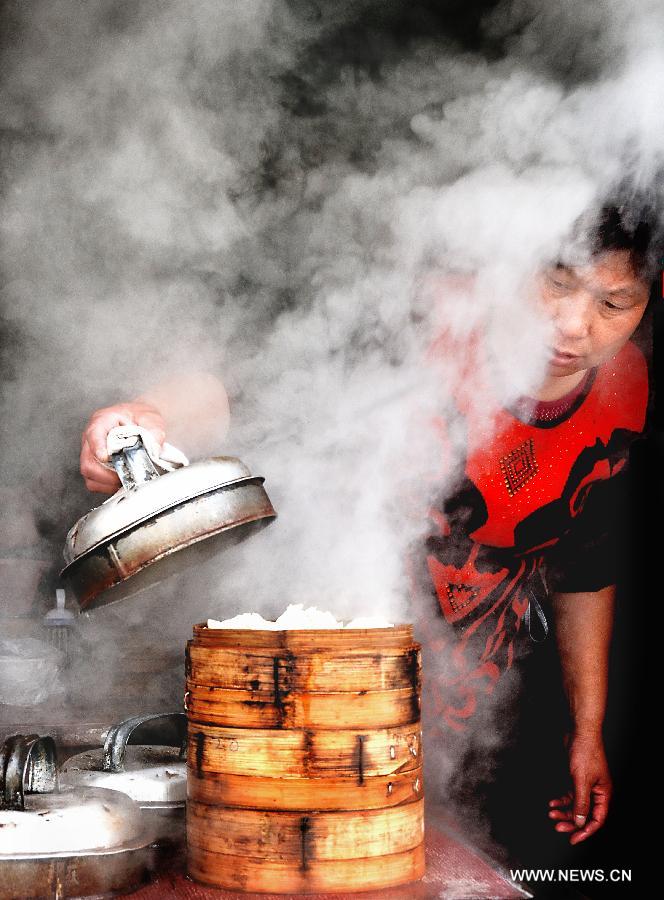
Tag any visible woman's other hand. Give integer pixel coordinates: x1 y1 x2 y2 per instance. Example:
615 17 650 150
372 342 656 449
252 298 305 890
547 731 612 844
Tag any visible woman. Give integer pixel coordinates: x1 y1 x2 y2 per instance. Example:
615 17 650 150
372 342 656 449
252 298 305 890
411 205 657 860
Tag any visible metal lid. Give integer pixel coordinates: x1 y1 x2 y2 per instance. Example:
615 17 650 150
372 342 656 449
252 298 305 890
63 456 260 566
0 733 147 857
59 713 187 806
0 787 146 857
59 746 186 804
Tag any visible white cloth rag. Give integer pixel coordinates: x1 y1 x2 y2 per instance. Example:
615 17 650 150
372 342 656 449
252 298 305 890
105 425 189 473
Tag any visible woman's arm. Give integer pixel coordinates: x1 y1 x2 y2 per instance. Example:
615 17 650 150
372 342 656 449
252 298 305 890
548 585 615 844
136 372 230 455
80 372 230 493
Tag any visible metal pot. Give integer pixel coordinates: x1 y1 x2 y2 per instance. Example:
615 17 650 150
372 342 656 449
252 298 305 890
0 733 157 899
61 431 276 611
0 638 65 707
59 712 187 849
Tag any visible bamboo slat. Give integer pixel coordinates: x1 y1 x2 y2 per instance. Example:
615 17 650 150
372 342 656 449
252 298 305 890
186 644 421 693
187 722 422 778
191 623 414 652
185 683 420 729
186 800 424 860
187 766 423 811
187 842 426 894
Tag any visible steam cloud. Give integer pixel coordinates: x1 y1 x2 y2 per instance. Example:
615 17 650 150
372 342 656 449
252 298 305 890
1 0 662 856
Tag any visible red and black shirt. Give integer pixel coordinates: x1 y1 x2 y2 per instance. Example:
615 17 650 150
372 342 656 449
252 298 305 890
411 339 648 732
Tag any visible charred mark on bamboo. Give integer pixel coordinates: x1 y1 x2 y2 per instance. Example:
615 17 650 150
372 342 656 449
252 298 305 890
275 652 296 691
282 650 296 675
273 656 287 727
410 691 421 723
407 648 421 722
356 734 367 785
249 678 261 692
407 648 421 689
299 816 311 870
303 730 314 775
195 732 205 776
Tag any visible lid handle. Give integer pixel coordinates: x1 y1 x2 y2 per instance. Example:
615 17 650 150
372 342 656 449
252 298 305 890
109 434 161 492
103 712 187 772
0 734 57 811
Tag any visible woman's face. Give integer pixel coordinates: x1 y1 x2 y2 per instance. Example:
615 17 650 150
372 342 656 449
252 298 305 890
536 250 650 377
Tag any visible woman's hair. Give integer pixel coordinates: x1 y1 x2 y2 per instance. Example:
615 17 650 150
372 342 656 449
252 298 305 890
574 199 664 282
588 200 662 283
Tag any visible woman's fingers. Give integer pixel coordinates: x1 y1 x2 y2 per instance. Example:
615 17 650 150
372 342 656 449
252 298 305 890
548 808 573 822
80 441 121 492
548 782 611 844
83 477 119 494
569 789 611 845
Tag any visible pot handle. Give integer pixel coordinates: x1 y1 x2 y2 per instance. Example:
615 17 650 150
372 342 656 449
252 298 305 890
0 734 57 811
109 434 161 492
103 712 187 772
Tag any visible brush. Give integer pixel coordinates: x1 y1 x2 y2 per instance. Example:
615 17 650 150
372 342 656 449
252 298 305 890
43 588 76 657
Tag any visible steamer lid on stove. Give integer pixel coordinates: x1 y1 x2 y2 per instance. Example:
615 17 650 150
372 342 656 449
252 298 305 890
0 734 149 857
59 713 187 806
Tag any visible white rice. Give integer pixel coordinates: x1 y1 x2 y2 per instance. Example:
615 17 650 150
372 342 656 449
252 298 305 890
207 603 393 630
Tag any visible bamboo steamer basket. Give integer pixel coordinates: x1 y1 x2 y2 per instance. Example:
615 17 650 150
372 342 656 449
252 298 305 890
186 623 425 894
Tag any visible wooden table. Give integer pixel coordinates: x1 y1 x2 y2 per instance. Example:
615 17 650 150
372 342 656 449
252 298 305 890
133 806 532 900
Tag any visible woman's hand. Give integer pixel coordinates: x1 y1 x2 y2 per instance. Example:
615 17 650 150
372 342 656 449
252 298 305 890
551 588 614 845
80 401 166 493
548 731 612 844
